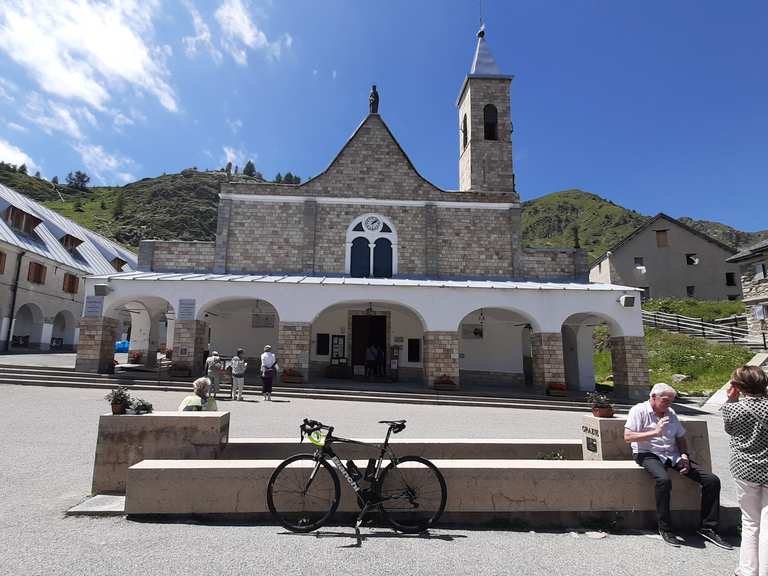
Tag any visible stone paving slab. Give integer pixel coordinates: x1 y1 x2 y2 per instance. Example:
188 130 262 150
66 495 125 516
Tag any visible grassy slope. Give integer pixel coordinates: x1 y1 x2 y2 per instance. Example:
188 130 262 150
595 328 753 395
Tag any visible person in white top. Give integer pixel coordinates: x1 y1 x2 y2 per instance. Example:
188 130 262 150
624 383 730 549
229 348 248 401
260 345 278 401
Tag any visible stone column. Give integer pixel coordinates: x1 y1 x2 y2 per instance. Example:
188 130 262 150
75 317 118 373
172 320 208 376
423 331 460 389
530 332 567 395
278 322 311 381
40 319 54 351
610 336 650 401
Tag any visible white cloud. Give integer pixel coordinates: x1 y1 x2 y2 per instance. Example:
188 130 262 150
332 69 337 80
312 69 318 77
0 138 39 172
215 0 291 65
221 145 256 169
22 93 83 139
0 77 17 101
0 0 177 112
7 121 27 132
72 142 136 184
182 0 222 63
227 118 243 134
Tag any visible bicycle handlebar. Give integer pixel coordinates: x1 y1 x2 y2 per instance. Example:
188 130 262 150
299 418 333 442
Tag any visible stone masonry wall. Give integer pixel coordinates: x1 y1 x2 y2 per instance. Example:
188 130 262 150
172 320 208 376
140 241 216 273
278 322 311 378
423 331 459 389
739 260 768 338
610 336 650 401
75 317 118 373
530 332 565 390
519 249 589 281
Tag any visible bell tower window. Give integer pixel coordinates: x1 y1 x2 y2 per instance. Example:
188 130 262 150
483 104 498 140
346 214 398 278
462 114 468 150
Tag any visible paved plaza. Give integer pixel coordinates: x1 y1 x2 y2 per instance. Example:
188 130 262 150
1 384 742 575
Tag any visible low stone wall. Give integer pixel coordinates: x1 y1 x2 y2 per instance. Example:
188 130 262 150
92 412 230 494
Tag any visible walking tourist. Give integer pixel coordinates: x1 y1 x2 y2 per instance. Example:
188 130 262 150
230 348 248 401
260 345 278 401
624 383 731 549
723 365 768 576
204 351 225 399
178 377 219 411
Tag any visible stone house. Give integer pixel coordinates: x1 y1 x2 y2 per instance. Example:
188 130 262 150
726 239 768 343
76 27 650 399
0 183 136 351
589 213 742 301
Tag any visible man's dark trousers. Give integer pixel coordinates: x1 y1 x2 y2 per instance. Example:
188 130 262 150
634 452 720 531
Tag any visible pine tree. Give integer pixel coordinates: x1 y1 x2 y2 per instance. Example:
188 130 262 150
34 171 41 179
274 172 282 183
51 176 59 186
243 160 256 177
66 171 90 191
19 163 27 174
284 172 294 184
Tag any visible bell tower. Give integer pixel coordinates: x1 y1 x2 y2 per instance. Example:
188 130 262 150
457 25 517 198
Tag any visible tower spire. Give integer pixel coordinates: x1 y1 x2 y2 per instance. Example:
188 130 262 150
470 24 501 75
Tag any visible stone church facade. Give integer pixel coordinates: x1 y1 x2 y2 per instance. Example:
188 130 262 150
76 27 649 399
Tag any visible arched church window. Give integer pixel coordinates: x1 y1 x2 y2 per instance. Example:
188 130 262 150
346 214 398 278
350 237 370 277
483 104 498 140
462 114 468 150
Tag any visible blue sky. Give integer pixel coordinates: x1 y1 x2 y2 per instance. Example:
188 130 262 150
0 1 766 231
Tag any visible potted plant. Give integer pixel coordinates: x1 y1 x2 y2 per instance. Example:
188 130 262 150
280 367 304 384
131 398 153 414
586 391 614 418
128 350 143 363
105 386 132 415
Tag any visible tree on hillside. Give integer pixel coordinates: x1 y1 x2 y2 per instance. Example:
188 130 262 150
234 165 239 175
225 161 232 178
274 172 282 183
19 163 27 174
51 176 59 186
66 171 90 191
34 171 40 179
112 190 125 217
243 160 256 177
284 171 294 184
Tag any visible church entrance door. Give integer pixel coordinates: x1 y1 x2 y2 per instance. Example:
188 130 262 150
351 315 387 377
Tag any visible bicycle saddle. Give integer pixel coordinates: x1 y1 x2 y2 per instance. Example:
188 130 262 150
379 419 406 433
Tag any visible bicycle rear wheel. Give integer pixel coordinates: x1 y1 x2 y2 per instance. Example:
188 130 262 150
377 456 447 533
267 454 340 533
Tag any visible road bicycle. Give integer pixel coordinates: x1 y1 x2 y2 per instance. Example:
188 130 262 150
267 418 447 535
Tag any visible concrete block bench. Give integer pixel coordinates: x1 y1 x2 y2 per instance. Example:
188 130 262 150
220 438 583 461
124 458 738 530
92 412 230 494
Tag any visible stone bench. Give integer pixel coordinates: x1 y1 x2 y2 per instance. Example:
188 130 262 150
221 438 583 460
124 458 738 530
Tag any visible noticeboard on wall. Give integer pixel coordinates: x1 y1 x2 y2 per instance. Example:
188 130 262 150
252 314 276 328
178 299 196 321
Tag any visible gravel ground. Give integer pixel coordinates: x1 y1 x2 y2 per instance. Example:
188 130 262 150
1 385 741 576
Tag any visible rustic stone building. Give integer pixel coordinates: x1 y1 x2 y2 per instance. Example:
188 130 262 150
726 239 768 344
76 27 649 399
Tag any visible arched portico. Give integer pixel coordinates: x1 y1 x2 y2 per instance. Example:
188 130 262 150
51 310 77 351
11 303 44 349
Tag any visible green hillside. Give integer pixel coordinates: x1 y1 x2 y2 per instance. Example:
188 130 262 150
1 167 766 258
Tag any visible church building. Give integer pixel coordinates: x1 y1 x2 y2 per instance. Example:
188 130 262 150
75 27 649 400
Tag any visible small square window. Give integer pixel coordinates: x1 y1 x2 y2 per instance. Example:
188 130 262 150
27 262 46 284
408 338 421 363
725 272 736 286
0 251 5 275
634 257 644 267
685 253 699 266
655 230 669 247
63 273 79 294
316 333 329 356
686 285 695 297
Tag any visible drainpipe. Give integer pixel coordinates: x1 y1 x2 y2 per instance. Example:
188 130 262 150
5 250 25 351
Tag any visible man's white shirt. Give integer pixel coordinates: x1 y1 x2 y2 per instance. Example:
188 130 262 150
624 400 686 463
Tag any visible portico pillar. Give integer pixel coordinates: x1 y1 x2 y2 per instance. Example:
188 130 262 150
531 332 566 395
40 319 54 351
278 322 311 381
423 331 460 389
172 320 208 376
610 336 650 401
75 317 118 373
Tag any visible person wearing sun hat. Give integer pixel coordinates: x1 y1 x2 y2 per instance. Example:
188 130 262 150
260 345 278 401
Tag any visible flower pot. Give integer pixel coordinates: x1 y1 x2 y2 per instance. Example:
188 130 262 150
111 403 127 415
591 406 614 418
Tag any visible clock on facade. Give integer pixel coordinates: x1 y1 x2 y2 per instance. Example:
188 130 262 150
364 216 382 231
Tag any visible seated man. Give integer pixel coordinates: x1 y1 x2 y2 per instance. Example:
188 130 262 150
624 383 731 548
178 377 219 412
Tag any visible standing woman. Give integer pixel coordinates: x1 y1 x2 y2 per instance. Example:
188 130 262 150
723 365 768 576
260 344 279 401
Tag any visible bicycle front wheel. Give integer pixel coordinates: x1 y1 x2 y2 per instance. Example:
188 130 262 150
377 456 447 533
267 454 340 533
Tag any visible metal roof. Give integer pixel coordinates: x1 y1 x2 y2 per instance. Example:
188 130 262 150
727 238 768 263
0 183 137 275
470 25 502 75
88 271 638 292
